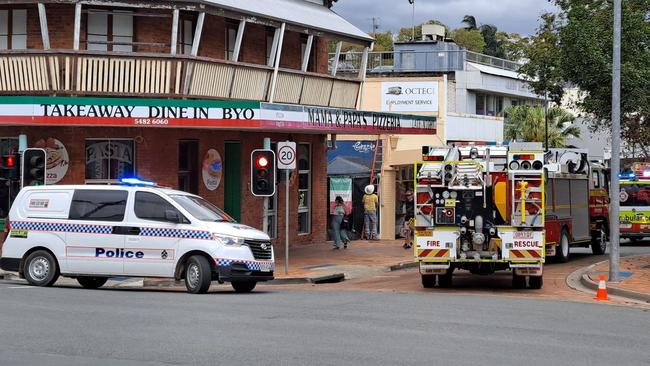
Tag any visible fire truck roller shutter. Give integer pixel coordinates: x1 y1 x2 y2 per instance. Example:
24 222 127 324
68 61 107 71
494 179 507 222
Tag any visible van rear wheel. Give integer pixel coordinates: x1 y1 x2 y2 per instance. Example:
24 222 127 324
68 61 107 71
184 255 212 294
24 250 59 287
528 275 543 289
231 281 257 293
77 277 108 289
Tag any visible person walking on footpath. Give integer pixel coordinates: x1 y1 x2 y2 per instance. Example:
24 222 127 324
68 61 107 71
331 196 350 249
402 190 415 249
363 184 379 240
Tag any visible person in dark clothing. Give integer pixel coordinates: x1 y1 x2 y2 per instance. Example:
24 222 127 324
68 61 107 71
402 190 415 249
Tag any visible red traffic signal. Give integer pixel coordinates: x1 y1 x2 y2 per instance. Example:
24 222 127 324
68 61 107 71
256 156 269 169
251 149 276 197
2 153 20 181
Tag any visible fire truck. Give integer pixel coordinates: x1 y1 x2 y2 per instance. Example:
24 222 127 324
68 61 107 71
414 143 546 289
619 162 650 241
543 149 609 262
413 144 609 289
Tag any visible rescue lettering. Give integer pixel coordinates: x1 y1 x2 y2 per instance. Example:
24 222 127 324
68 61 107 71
96 248 144 259
513 240 541 248
426 240 441 246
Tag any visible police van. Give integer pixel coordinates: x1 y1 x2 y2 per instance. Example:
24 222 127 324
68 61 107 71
0 179 274 294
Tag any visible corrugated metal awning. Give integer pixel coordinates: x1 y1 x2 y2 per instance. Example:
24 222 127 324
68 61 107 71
202 0 373 44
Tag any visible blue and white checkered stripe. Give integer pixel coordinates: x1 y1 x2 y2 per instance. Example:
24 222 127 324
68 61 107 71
215 258 275 271
11 221 112 234
139 227 212 240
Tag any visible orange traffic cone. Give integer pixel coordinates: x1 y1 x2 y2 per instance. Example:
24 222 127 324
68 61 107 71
594 274 609 301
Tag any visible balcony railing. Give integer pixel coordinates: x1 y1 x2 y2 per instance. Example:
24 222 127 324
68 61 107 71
0 51 361 109
329 49 521 75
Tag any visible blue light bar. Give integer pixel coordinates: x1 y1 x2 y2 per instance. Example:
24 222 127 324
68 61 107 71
120 177 156 186
618 172 636 179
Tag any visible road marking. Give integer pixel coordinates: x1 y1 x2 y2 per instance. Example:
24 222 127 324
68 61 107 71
7 286 34 289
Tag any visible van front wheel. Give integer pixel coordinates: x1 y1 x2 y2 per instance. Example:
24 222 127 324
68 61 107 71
184 255 212 294
77 276 108 289
24 250 59 287
231 281 257 293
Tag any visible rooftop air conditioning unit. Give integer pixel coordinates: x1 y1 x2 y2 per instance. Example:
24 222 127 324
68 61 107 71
422 24 445 41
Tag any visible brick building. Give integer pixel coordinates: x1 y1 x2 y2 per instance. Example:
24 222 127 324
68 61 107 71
0 0 435 246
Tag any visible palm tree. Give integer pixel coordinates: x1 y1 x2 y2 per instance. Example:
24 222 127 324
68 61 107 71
462 15 477 30
504 106 580 148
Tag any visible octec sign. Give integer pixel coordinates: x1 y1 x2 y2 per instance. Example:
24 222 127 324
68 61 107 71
381 81 439 113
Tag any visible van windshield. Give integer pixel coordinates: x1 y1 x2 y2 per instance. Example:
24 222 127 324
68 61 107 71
170 195 235 222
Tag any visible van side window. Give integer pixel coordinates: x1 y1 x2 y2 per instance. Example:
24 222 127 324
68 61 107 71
69 190 128 222
135 192 187 223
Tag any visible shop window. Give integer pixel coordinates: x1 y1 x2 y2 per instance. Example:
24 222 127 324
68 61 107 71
475 93 485 115
0 9 27 50
180 17 194 55
86 9 133 52
69 190 128 222
265 28 275 66
475 93 504 116
226 22 237 60
297 143 311 234
178 140 199 194
85 139 135 183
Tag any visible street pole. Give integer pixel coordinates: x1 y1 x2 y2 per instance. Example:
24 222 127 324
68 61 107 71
410 0 415 41
609 0 621 283
544 92 548 151
285 169 289 275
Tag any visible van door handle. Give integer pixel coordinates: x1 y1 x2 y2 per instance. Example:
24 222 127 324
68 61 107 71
112 226 141 235
128 227 141 235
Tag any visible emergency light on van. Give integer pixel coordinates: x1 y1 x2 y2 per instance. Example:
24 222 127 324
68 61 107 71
618 172 636 179
120 177 156 186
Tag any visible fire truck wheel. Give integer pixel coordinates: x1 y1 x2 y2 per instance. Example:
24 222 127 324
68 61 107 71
438 272 453 288
591 226 607 255
512 272 526 289
528 275 543 289
421 275 436 288
555 230 570 263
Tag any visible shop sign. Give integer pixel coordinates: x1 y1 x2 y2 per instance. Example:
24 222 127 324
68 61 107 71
34 138 68 184
381 81 439 112
0 96 436 135
202 149 222 191
329 177 353 214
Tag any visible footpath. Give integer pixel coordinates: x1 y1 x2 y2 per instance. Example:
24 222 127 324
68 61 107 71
581 254 650 303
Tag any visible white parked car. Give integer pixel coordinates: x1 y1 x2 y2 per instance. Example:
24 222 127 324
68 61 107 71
0 180 274 294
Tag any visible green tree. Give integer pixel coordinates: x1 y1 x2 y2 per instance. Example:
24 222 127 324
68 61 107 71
504 106 580 148
497 31 528 61
479 24 505 58
448 28 485 52
547 0 650 158
373 31 394 52
518 13 564 105
462 15 478 30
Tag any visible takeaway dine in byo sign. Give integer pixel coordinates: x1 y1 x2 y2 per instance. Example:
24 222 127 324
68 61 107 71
40 104 256 120
381 81 439 113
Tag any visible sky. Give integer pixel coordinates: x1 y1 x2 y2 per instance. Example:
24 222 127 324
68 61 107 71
332 0 557 37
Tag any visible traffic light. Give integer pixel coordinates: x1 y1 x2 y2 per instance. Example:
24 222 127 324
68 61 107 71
251 149 276 197
1 153 20 181
22 148 47 187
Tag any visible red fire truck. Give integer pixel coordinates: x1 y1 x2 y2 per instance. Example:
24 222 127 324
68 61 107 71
543 149 609 262
414 144 609 289
414 143 546 289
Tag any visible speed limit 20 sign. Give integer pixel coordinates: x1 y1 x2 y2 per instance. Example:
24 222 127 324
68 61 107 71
277 141 296 170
